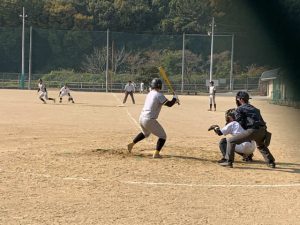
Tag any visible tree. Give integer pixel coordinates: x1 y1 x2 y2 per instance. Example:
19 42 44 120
184 50 204 83
212 51 231 79
160 0 213 33
44 0 76 29
82 47 107 74
111 45 131 74
116 0 158 32
87 0 120 30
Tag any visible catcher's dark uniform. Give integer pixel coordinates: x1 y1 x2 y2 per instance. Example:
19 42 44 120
225 103 275 167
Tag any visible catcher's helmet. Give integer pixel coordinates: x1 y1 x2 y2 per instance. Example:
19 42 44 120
236 91 251 102
150 78 162 89
225 108 236 120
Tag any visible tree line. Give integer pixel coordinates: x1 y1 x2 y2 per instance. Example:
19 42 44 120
0 0 299 84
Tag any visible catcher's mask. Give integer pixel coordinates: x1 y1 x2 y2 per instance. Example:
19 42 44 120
150 78 162 89
225 108 236 124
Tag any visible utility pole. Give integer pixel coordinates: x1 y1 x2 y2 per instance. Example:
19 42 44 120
230 33 235 92
28 26 32 90
19 7 27 89
209 17 215 82
106 29 109 93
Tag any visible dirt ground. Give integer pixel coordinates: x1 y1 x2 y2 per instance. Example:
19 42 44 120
0 89 299 225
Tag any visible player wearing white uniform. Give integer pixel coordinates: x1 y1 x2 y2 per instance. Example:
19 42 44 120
127 78 178 158
123 81 135 104
59 84 74 103
208 108 256 163
208 81 216 111
140 82 144 93
37 79 55 104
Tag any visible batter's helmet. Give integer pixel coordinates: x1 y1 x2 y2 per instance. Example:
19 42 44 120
150 78 162 89
236 91 251 102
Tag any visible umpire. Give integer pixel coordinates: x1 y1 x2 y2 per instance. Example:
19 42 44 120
219 91 276 168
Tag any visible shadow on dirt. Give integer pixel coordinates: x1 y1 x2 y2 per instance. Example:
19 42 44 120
91 148 300 174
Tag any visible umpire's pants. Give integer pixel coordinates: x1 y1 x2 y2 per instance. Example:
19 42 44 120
123 91 135 104
225 127 275 163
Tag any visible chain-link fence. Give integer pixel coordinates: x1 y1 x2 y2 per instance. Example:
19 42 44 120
0 27 260 93
0 72 260 95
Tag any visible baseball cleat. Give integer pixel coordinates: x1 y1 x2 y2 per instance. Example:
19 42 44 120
217 158 226 163
127 142 134 153
219 161 233 168
153 153 162 159
153 150 162 159
267 162 276 168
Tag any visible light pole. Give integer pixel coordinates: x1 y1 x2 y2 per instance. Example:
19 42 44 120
19 7 27 89
209 17 215 82
229 33 234 92
28 26 32 90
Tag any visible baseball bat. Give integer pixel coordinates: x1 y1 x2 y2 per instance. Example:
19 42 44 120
158 66 180 105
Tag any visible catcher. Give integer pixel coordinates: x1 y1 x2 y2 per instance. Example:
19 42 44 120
218 91 275 168
208 108 256 163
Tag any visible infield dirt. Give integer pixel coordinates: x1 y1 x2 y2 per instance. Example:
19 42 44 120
0 89 299 225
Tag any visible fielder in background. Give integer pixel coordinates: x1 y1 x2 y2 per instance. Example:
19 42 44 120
59 84 75 103
123 80 135 104
208 108 256 163
127 78 179 158
140 82 144 93
219 91 275 168
37 79 56 104
208 81 216 111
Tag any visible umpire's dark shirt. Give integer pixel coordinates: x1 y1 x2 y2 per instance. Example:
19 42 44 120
235 104 266 130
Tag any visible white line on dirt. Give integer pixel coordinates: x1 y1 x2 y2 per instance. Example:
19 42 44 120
122 181 300 188
63 177 91 181
112 93 140 129
4 169 299 187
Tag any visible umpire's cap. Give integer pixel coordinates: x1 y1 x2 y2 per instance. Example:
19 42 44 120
236 91 251 101
150 78 162 89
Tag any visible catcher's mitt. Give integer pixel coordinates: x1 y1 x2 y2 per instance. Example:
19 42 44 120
208 124 220 131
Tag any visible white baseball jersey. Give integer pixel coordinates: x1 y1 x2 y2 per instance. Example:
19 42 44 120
221 121 256 154
38 83 46 93
124 83 135 92
209 86 216 95
38 83 48 99
140 89 167 119
140 82 144 91
59 86 70 97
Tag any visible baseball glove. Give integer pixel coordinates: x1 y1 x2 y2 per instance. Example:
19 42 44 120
208 124 220 131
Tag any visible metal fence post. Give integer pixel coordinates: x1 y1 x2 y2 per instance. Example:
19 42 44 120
105 29 109 93
181 32 185 93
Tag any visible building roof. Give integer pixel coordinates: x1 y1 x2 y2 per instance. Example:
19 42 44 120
260 68 280 81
